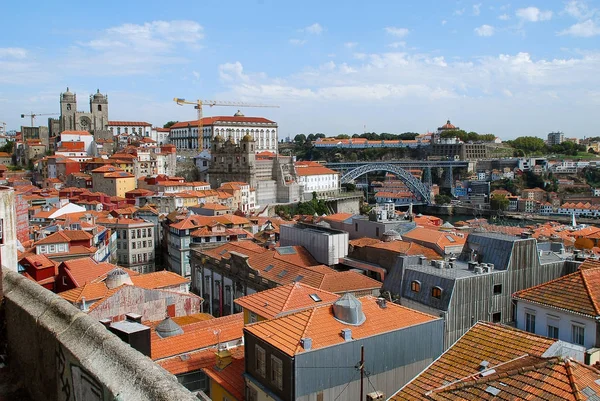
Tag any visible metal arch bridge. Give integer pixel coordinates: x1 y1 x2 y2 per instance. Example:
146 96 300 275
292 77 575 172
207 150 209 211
340 163 432 204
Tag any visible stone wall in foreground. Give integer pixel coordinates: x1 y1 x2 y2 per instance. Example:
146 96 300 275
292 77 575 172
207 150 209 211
1 269 198 401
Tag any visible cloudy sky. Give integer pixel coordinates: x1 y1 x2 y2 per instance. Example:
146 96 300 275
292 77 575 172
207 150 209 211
1 0 600 139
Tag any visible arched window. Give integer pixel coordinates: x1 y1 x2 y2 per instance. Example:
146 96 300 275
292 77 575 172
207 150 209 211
411 281 421 293
98 105 102 111
432 286 443 299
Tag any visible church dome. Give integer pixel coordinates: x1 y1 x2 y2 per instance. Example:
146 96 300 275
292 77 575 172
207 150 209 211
242 134 253 142
440 120 456 130
93 89 103 99
234 110 245 117
214 134 224 142
63 87 73 96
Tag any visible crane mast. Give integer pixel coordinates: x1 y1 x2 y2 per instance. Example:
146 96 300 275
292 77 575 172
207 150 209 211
173 98 278 153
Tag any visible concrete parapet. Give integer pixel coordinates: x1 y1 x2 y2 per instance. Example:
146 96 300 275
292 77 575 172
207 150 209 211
2 269 198 401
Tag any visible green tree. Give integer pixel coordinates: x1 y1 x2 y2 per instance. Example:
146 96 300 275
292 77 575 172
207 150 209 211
506 136 546 154
0 141 14 154
490 194 509 211
434 194 452 205
336 134 351 139
294 134 307 144
163 121 178 129
399 132 419 140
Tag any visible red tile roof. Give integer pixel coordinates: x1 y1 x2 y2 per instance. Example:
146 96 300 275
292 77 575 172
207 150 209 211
130 271 189 290
245 296 438 356
234 282 339 319
151 313 244 360
170 116 275 129
513 267 600 317
107 121 152 126
425 357 600 400
390 322 557 400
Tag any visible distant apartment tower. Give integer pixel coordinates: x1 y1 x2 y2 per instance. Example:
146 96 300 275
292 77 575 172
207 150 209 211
548 132 565 146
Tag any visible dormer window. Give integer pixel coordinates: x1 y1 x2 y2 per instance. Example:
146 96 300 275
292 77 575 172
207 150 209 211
432 286 443 299
411 280 421 293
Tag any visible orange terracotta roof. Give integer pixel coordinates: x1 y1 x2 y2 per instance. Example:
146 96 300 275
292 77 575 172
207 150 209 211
59 282 110 303
130 271 189 290
156 345 244 380
34 231 71 245
60 258 120 288
579 259 600 270
234 282 339 319
295 163 339 176
245 296 438 356
321 212 354 222
402 227 466 252
513 267 600 317
61 130 92 136
107 121 152 126
317 271 382 293
425 357 600 400
151 313 244 360
203 350 245 400
390 322 556 400
170 116 275 129
21 254 56 270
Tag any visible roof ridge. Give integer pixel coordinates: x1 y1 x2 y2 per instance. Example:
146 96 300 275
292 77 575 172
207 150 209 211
580 268 600 315
512 269 583 300
295 308 317 354
565 359 585 401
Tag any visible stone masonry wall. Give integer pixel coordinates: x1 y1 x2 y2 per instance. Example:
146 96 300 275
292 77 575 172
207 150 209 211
2 269 197 401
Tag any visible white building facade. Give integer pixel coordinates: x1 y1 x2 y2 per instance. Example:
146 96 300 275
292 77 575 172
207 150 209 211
107 121 152 137
169 112 278 153
295 162 340 194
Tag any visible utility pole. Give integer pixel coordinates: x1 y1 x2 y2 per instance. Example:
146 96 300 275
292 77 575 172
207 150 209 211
360 345 364 401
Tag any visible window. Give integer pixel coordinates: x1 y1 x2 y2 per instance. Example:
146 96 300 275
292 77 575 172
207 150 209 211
271 355 283 390
493 284 502 295
411 281 421 293
355 223 358 232
376 227 380 237
132 242 136 249
431 287 442 299
492 312 501 323
255 345 266 377
525 312 536 333
548 325 559 339
249 312 257 323
572 324 585 346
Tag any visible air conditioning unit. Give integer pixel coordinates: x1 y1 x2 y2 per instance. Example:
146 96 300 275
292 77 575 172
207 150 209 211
366 391 385 401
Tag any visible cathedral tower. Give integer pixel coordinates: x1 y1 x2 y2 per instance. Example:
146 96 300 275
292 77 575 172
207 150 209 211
90 89 108 132
60 88 77 132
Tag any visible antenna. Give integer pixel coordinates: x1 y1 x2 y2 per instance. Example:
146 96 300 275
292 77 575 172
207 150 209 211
214 329 222 350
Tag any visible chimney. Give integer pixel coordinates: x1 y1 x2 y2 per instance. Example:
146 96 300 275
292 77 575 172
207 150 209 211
341 328 352 341
215 349 232 370
108 320 151 357
419 256 427 265
99 318 112 328
301 337 312 351
126 313 142 323
376 297 387 309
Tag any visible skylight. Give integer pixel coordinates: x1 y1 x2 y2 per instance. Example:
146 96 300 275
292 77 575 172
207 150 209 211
278 269 288 278
445 235 456 243
264 265 274 272
309 294 322 302
294 275 303 282
485 386 500 396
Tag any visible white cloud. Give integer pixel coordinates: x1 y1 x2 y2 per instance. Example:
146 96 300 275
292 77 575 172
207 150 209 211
473 3 482 16
558 19 600 37
289 39 307 46
302 23 323 35
0 48 28 59
387 41 406 48
344 42 358 49
218 61 249 82
441 19 448 25
564 1 595 19
516 7 553 22
502 89 513 97
385 27 410 37
499 13 510 20
454 8 466 16
475 24 495 36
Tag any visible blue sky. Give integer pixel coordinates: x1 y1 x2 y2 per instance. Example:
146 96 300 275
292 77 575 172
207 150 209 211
1 0 600 140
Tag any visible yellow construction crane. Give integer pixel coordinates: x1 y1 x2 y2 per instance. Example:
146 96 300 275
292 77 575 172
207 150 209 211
20 112 59 127
173 98 279 152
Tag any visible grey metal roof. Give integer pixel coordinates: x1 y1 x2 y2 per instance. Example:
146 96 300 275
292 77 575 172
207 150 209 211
401 269 455 311
462 232 524 271
155 317 184 338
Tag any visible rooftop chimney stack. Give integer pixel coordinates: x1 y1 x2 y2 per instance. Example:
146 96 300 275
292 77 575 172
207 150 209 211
341 328 352 341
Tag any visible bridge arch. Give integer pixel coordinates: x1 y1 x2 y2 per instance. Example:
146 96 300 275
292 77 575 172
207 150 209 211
340 163 431 204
